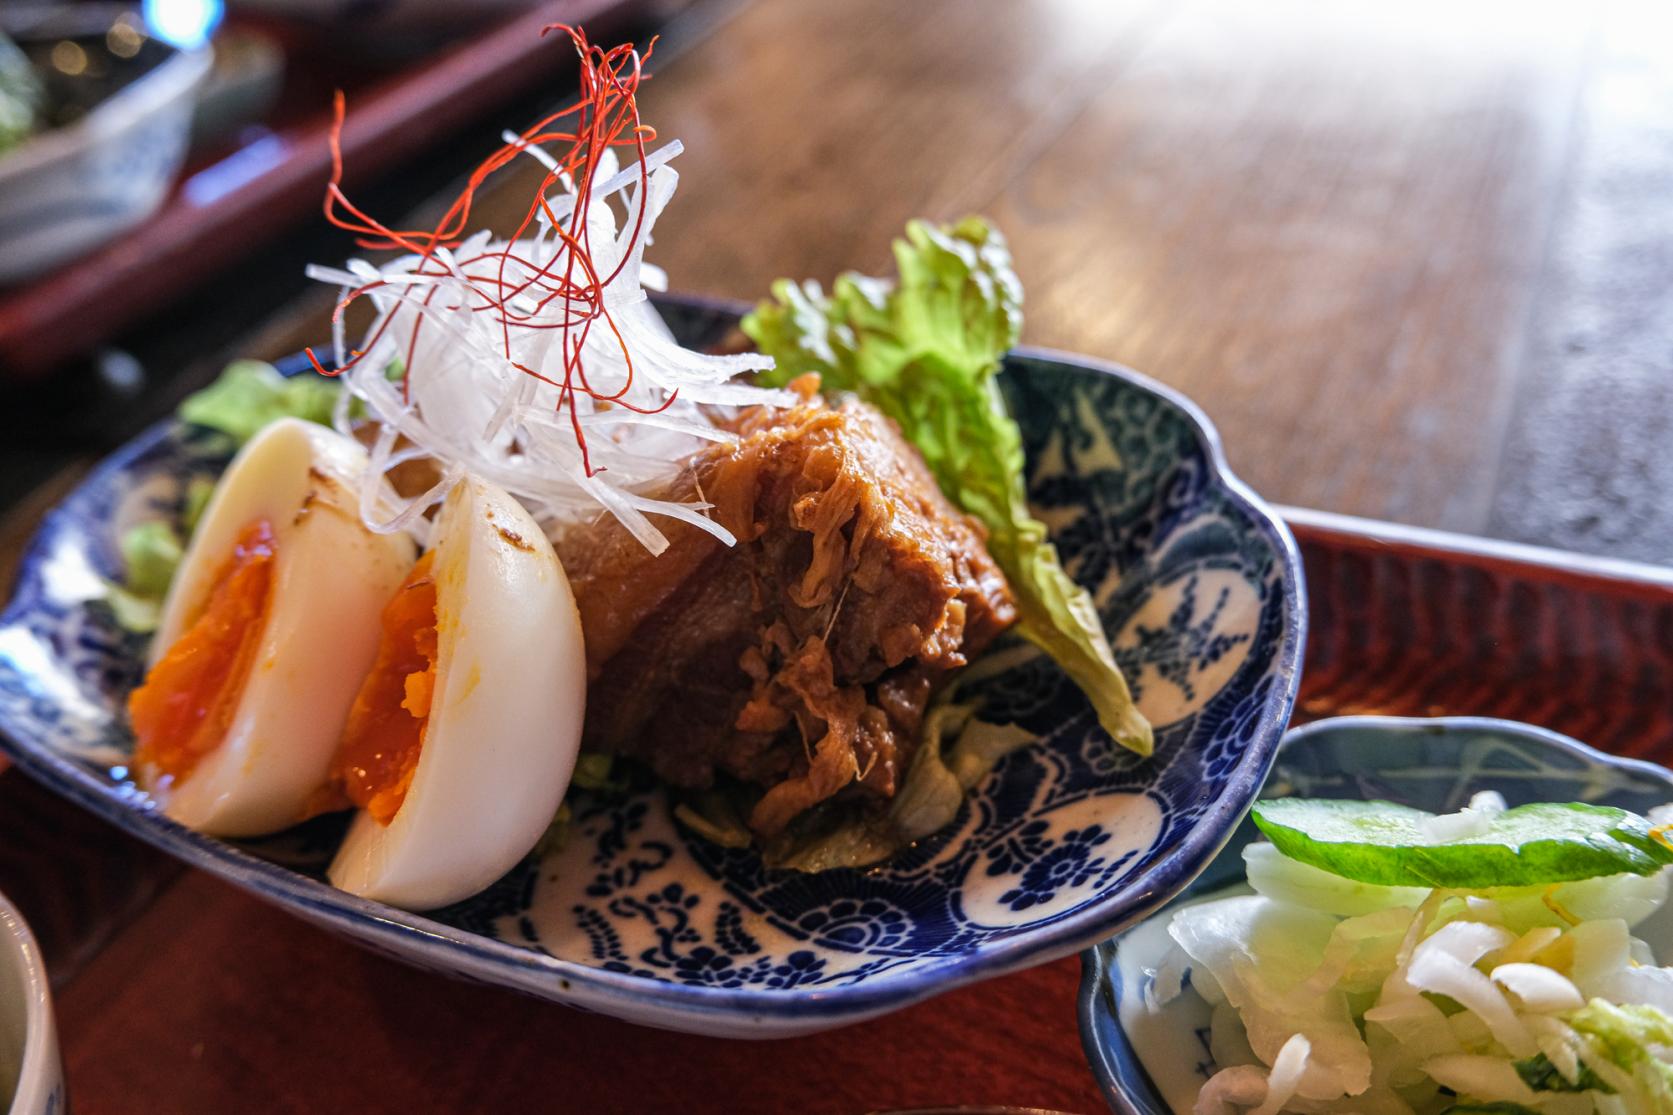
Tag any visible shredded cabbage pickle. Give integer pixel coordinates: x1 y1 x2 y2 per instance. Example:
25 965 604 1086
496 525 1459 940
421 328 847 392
1148 796 1673 1115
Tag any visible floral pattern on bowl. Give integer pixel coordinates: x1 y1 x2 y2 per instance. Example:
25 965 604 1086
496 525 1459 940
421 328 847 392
0 296 1303 1037
1077 715 1673 1114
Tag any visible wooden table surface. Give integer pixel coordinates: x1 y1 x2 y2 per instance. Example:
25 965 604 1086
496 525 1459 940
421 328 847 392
3 1 1673 1111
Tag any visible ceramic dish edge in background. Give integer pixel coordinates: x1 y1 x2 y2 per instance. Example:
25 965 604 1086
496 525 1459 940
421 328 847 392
0 891 62 1115
0 5 212 283
1077 714 1673 1115
0 295 1304 1037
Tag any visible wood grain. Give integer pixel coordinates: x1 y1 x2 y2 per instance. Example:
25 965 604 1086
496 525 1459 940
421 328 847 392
56 869 1103 1115
440 0 1645 548
615 0 1168 296
0 769 180 989
984 0 1593 533
1486 3 1673 563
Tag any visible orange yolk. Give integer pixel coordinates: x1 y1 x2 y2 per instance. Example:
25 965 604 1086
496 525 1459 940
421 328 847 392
330 551 438 825
128 520 278 784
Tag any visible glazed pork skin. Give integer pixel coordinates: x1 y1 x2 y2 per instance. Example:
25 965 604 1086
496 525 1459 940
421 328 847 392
557 377 1016 838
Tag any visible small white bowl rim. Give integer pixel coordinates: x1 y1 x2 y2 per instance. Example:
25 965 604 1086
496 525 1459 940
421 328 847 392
0 892 53 1115
0 6 212 183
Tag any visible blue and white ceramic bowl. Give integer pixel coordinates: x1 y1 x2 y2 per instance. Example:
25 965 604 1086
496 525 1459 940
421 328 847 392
0 297 1303 1037
0 6 211 283
1078 715 1673 1114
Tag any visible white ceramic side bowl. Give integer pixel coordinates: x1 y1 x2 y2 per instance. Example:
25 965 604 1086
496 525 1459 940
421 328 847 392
1079 716 1673 1115
0 893 61 1115
0 9 211 284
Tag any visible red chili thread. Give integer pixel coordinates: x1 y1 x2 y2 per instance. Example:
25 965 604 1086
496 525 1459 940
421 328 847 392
305 26 675 476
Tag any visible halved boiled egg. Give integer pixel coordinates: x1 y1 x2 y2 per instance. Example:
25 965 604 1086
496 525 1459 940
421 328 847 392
327 475 586 910
128 418 418 836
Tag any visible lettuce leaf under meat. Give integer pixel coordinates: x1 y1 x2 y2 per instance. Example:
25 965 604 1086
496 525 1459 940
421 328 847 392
99 360 338 634
742 217 1152 756
177 359 341 445
99 479 213 634
671 656 1042 871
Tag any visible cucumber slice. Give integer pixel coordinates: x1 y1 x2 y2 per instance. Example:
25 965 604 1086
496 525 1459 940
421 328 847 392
1249 799 1673 888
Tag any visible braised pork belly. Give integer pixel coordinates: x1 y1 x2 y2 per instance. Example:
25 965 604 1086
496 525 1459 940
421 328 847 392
558 377 1016 838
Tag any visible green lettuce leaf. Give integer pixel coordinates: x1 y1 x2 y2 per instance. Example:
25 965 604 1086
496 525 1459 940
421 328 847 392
101 521 183 634
742 217 1152 756
767 698 1035 872
102 583 165 635
181 474 215 534
1566 1000 1673 1109
674 652 1043 872
97 475 216 635
120 520 184 601
673 791 756 852
178 359 341 445
100 359 351 634
1250 798 1673 887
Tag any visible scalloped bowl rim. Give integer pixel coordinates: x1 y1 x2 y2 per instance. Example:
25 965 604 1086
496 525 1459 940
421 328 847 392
0 334 1305 1032
1077 714 1673 1112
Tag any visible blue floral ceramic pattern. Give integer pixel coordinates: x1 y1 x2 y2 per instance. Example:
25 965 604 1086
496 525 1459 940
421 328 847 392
1078 716 1673 1115
0 296 1303 1037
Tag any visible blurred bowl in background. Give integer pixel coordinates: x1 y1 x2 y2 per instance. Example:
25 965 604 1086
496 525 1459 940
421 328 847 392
188 26 282 147
0 892 61 1115
0 5 211 284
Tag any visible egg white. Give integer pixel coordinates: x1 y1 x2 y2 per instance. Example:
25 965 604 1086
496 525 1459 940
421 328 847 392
328 475 586 910
143 418 417 836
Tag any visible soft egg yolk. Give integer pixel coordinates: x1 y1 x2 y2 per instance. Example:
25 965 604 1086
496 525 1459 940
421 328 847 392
330 551 438 825
128 520 278 784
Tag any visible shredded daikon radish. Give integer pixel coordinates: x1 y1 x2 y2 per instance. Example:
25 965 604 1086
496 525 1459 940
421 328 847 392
307 26 793 554
310 143 790 553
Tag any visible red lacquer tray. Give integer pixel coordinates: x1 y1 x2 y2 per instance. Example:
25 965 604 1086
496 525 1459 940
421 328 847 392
1286 506 1673 757
0 506 1668 1113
